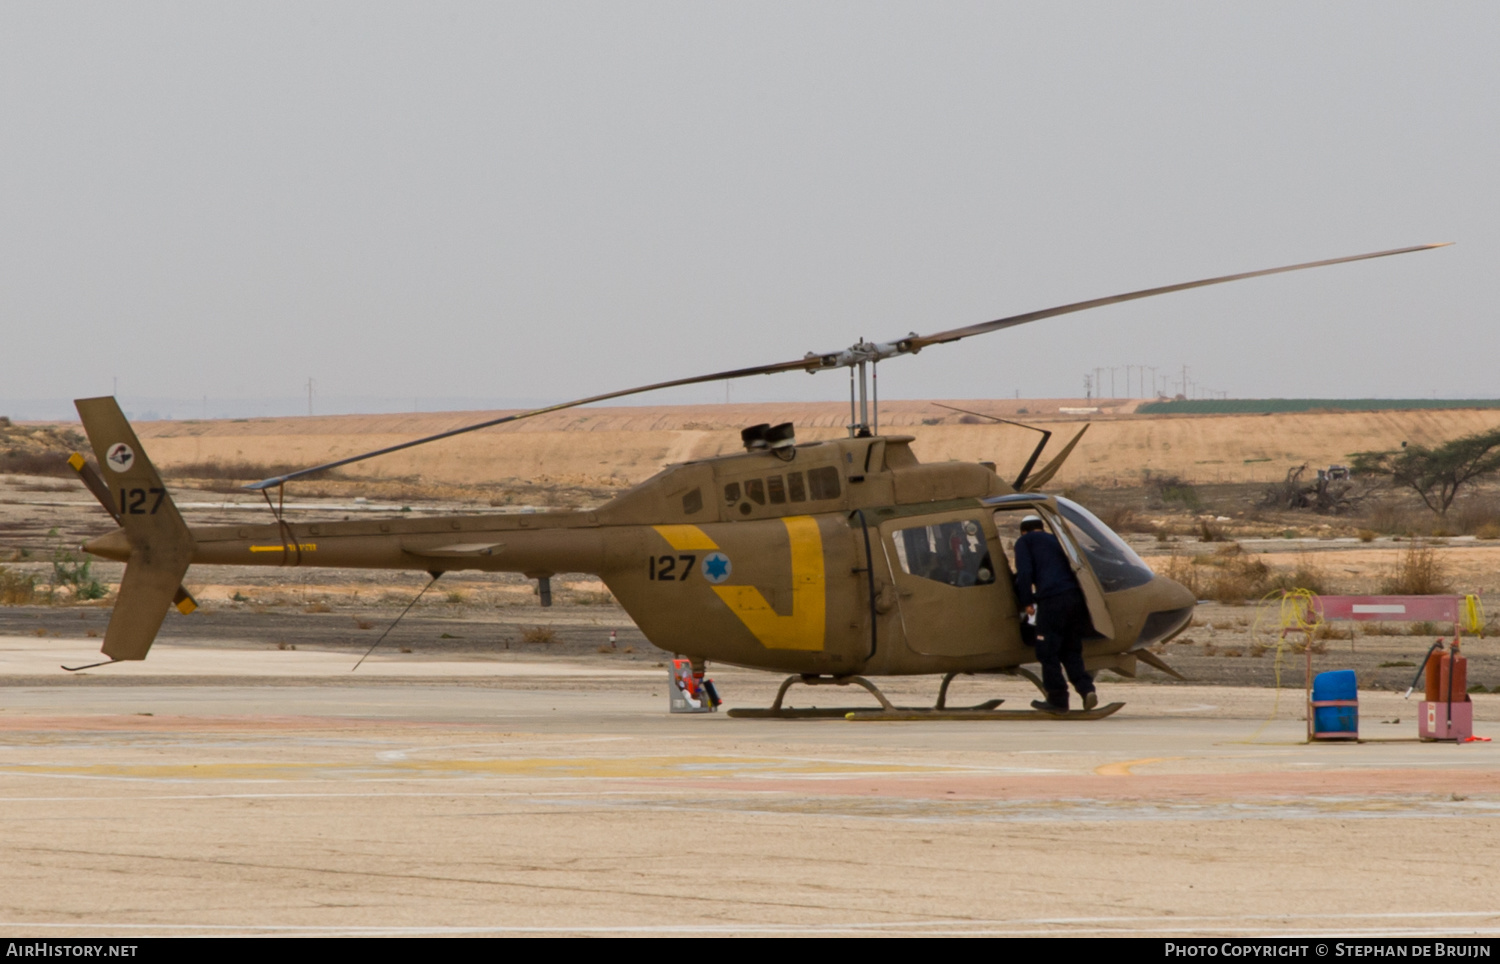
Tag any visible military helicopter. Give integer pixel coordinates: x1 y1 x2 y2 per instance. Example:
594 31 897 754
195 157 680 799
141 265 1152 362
67 243 1447 718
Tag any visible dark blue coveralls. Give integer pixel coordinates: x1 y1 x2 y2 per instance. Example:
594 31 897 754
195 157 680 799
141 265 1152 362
1013 528 1097 710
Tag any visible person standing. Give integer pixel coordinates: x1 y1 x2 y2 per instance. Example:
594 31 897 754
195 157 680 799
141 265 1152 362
1012 514 1099 713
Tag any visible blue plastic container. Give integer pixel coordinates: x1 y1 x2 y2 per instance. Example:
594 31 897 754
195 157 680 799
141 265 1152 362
1312 669 1358 735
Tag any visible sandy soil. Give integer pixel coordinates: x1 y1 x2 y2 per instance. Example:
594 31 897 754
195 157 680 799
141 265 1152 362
64 399 1500 487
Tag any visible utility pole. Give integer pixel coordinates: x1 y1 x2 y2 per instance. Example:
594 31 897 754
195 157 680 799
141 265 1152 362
307 377 314 417
1084 374 1092 403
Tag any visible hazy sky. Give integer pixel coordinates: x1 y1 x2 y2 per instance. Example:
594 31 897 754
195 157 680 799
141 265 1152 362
1 3 1493 417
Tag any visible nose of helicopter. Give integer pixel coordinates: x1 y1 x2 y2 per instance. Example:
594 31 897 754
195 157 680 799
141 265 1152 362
1155 572 1197 611
1126 571 1198 652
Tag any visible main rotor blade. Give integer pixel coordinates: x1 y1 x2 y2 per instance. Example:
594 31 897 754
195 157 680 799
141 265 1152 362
903 243 1451 350
247 242 1449 490
245 356 820 489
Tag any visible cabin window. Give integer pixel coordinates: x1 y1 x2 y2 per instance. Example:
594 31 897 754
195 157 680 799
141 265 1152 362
745 478 766 505
786 471 807 502
891 519 994 588
723 482 740 504
807 466 841 500
767 475 787 504
681 488 703 515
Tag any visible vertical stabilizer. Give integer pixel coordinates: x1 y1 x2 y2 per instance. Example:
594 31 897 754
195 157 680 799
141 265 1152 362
75 397 195 661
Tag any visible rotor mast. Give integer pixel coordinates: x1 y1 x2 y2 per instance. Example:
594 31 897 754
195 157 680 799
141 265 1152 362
829 338 904 437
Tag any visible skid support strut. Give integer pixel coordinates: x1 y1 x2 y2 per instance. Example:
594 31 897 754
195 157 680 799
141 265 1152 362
725 673 1123 721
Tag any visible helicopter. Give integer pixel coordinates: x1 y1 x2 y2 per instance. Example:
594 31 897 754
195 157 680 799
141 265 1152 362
66 243 1448 718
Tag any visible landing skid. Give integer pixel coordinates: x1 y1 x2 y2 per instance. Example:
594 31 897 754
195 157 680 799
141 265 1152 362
725 672 1123 721
845 702 1125 722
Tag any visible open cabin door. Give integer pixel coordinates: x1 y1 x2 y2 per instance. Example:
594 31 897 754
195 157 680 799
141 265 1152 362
878 510 1014 656
990 495 1116 640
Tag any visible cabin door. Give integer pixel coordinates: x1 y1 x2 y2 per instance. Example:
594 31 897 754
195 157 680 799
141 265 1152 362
991 499 1117 640
879 510 1015 657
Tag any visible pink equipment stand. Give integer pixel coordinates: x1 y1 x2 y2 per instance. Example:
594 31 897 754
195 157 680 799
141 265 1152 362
1419 700 1473 742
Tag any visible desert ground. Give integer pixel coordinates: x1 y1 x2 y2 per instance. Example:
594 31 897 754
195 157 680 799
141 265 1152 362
2 401 1499 937
73 397 1500 492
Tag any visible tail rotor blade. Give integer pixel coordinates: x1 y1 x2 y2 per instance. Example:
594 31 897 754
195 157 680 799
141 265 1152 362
68 453 120 522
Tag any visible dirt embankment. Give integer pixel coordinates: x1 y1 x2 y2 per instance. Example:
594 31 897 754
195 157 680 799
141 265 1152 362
0 418 86 476
98 400 1500 490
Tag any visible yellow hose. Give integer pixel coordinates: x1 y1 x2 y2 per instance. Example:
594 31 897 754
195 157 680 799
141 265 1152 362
1238 588 1322 743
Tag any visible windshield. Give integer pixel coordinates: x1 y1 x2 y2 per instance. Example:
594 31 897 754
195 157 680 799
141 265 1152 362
1053 497 1155 592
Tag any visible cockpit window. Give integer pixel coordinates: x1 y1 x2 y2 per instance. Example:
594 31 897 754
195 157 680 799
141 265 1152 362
1052 497 1155 592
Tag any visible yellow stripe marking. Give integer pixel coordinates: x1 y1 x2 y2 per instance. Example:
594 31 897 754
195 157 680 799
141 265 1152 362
249 544 316 553
1094 756 1179 776
652 524 719 551
712 516 825 652
68 453 86 471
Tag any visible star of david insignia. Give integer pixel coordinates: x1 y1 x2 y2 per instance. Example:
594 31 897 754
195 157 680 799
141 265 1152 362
702 551 732 584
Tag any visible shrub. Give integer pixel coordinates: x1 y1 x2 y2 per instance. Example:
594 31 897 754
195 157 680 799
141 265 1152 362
1381 545 1452 595
0 566 37 605
1198 519 1229 542
1160 551 1203 598
1161 544 1287 603
1364 502 1415 536
1266 555 1330 596
522 626 558 645
50 548 105 601
1158 478 1201 511
1095 504 1140 533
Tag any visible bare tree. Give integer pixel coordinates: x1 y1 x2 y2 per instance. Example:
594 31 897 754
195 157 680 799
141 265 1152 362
1264 463 1367 514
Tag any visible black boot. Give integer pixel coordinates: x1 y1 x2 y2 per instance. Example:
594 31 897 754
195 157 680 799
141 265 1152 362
1031 692 1068 714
